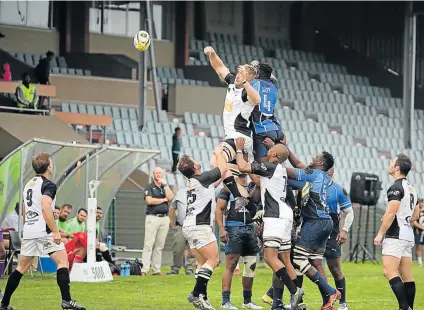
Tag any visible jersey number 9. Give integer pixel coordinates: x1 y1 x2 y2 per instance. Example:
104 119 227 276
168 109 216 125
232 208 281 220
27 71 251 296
26 189 33 207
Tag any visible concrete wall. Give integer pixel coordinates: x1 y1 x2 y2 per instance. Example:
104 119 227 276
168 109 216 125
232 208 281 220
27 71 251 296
50 74 160 108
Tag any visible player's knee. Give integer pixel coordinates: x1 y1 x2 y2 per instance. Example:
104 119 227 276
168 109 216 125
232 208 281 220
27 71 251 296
242 256 256 277
226 258 238 272
293 247 312 275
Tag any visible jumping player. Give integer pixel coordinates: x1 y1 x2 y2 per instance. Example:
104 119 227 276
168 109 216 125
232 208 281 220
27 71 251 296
249 61 283 163
204 46 260 209
235 138 304 310
374 154 417 310
179 146 228 310
0 152 85 310
215 174 263 309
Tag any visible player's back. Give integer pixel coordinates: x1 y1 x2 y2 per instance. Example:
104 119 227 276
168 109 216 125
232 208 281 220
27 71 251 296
22 175 57 239
223 73 255 138
183 168 221 227
250 79 280 134
386 178 417 242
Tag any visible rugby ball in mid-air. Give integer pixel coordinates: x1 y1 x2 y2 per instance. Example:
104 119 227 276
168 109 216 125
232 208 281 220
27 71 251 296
134 30 151 52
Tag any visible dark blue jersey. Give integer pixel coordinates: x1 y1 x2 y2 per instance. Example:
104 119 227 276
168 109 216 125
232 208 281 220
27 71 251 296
250 79 280 134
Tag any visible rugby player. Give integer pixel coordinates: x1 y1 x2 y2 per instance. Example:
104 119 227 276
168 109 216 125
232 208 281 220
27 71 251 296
249 61 283 163
204 46 260 210
317 167 354 310
215 174 263 309
412 199 424 267
0 152 85 310
235 138 304 310
178 146 228 310
374 154 417 310
285 150 340 310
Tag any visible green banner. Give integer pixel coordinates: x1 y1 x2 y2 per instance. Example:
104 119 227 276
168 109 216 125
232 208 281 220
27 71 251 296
0 150 21 218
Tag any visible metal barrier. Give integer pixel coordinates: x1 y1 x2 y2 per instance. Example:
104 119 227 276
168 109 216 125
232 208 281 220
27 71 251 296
0 138 159 235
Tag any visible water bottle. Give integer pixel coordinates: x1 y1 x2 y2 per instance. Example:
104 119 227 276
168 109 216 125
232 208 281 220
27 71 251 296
120 264 126 276
125 264 130 276
107 234 112 249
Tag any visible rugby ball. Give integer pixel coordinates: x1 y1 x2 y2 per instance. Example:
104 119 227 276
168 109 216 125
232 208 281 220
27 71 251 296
134 30 151 52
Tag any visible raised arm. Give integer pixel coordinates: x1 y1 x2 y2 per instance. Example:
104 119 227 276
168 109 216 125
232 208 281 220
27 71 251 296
235 138 252 173
214 145 228 178
204 46 230 80
288 149 307 169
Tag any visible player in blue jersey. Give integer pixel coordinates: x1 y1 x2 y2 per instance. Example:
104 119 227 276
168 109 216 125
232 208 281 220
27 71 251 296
284 150 341 310
317 167 354 310
249 61 283 163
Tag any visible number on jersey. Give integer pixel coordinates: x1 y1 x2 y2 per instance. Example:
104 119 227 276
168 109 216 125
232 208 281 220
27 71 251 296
26 189 33 206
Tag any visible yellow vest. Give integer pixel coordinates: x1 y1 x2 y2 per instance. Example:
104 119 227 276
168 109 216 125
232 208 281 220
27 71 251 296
17 84 36 107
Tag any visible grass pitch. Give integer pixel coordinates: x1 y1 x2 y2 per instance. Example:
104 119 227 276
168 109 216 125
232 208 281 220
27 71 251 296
3 262 423 309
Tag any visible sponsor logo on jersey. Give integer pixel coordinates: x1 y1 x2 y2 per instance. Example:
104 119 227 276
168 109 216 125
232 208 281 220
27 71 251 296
388 190 400 196
26 211 39 220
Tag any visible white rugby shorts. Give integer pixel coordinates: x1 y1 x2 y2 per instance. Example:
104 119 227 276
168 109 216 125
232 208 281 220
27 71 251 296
183 225 217 250
382 238 415 258
21 235 65 257
262 217 293 252
223 133 254 162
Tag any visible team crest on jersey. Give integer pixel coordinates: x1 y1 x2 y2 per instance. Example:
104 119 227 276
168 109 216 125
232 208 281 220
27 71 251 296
224 100 232 112
26 211 39 220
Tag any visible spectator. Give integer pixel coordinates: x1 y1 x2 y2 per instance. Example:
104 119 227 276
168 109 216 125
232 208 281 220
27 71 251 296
95 207 114 264
54 205 60 220
167 187 196 275
15 72 38 110
140 167 174 276
65 208 87 239
172 127 182 173
56 204 73 242
34 50 54 85
1 63 11 82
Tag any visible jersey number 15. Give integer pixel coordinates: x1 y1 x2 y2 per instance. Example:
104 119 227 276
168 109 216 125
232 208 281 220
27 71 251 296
187 189 197 205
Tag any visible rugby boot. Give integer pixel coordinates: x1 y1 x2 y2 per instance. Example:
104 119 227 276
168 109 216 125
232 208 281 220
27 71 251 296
320 290 341 310
242 302 263 309
221 301 238 309
61 299 86 310
261 293 272 305
0 305 15 310
289 287 304 310
188 292 196 303
338 303 348 310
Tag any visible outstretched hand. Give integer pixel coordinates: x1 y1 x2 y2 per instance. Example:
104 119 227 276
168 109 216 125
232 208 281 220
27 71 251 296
204 46 215 57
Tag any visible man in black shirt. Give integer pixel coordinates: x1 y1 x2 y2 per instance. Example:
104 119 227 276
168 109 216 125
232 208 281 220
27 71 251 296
34 51 54 85
215 174 262 309
140 167 174 276
172 127 182 173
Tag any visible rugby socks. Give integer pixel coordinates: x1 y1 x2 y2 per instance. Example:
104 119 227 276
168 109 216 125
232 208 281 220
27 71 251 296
243 290 252 304
272 274 284 309
222 290 231 304
296 275 304 288
404 281 416 309
223 176 241 198
266 286 274 298
1 270 23 306
389 277 409 310
308 271 336 297
335 277 346 304
193 264 213 299
275 267 297 295
57 267 72 302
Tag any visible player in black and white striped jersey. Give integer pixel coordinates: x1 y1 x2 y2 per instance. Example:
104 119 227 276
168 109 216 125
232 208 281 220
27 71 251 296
374 154 417 310
178 146 228 310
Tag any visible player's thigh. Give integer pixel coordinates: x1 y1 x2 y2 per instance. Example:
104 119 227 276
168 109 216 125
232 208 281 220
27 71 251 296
253 134 268 161
324 237 341 260
184 226 218 263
